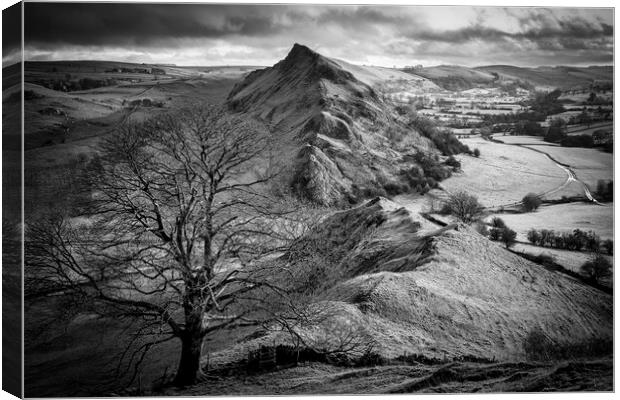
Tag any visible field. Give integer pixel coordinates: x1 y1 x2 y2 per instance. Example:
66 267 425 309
487 202 613 242
527 145 613 191
4 61 249 154
495 135 559 146
440 137 568 207
566 122 613 137
510 243 612 281
486 201 613 282
442 134 613 283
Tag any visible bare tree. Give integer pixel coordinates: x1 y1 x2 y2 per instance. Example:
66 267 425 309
441 191 484 223
25 104 298 386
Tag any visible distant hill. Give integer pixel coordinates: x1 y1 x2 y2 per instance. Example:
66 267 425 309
407 65 497 91
405 64 613 92
2 62 21 90
475 65 613 91
226 43 442 205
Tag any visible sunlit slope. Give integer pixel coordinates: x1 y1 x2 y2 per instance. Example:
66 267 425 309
218 198 612 363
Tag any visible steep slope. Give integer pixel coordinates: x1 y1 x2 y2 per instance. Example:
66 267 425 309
210 198 612 366
304 198 612 360
226 44 438 205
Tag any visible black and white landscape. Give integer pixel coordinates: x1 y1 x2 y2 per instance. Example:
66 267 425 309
4 3 614 396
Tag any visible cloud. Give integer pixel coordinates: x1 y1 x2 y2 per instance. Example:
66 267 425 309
3 2 22 65
25 4 295 46
22 4 613 67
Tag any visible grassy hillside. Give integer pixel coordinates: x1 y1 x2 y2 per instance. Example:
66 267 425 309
409 65 497 91
475 65 613 90
202 198 611 367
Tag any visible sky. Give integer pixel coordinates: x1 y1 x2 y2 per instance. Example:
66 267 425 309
3 2 615 68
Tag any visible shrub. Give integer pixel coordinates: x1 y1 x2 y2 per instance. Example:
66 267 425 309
500 227 517 248
401 152 452 193
527 228 541 245
490 217 506 229
473 148 480 158
514 120 545 136
383 181 410 196
521 193 542 212
544 125 567 143
488 227 501 241
488 225 517 248
585 231 601 252
444 155 461 170
406 114 470 156
560 134 594 148
442 191 484 223
581 253 612 284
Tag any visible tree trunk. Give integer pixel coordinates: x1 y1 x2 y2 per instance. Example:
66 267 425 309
173 331 204 386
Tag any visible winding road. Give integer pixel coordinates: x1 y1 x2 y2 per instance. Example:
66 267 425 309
481 138 606 211
509 143 604 205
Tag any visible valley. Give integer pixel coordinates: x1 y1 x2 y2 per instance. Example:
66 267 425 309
13 44 614 396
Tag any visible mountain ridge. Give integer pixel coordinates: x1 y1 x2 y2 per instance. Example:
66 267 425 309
226 44 440 205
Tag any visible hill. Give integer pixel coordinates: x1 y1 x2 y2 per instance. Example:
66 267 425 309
404 64 613 92
409 65 498 91
226 44 445 205
475 65 613 91
205 197 612 376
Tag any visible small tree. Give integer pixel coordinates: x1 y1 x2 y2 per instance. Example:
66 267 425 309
527 229 541 245
522 193 542 212
473 148 481 158
500 227 517 248
444 155 461 170
581 253 612 284
490 217 506 229
442 191 484 223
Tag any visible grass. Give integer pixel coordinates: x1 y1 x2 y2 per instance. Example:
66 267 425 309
440 136 566 207
511 250 612 293
527 144 613 190
486 202 613 242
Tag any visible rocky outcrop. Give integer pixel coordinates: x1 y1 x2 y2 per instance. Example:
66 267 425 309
226 44 437 206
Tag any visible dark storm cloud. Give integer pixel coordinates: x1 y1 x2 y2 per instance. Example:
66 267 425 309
410 16 612 46
20 4 613 67
24 4 419 48
3 3 21 53
24 3 289 47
